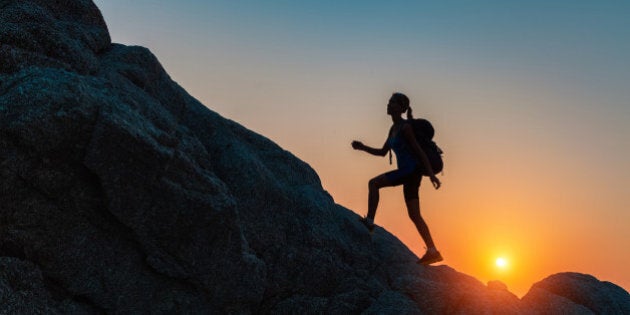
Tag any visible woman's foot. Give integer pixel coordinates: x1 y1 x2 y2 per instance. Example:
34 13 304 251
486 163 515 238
417 248 443 265
359 216 375 233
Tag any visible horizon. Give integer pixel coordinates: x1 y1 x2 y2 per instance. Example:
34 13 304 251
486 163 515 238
94 0 629 297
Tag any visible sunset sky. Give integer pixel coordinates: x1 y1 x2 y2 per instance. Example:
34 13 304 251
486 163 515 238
94 0 629 296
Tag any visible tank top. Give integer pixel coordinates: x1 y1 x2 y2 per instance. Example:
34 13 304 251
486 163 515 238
388 124 418 171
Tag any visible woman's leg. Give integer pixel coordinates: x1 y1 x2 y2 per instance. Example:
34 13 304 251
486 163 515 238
404 178 443 264
405 198 436 249
367 174 392 220
407 198 443 264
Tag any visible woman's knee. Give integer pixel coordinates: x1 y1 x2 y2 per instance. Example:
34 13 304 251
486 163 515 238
405 199 422 220
369 176 386 190
407 209 420 221
368 179 378 192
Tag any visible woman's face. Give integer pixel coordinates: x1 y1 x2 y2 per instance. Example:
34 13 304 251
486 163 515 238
387 98 404 116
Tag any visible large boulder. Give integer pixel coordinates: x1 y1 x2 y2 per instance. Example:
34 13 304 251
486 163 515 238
522 273 630 314
0 0 110 74
0 0 628 313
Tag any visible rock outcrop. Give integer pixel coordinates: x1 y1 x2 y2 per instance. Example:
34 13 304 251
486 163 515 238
522 273 630 314
0 0 628 313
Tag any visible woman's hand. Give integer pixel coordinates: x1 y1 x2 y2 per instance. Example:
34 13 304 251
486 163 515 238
351 141 365 151
430 175 441 190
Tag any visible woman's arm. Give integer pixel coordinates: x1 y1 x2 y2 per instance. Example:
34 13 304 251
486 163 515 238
401 124 442 189
352 140 390 157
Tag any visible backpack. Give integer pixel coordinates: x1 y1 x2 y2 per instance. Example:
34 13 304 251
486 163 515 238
409 118 444 175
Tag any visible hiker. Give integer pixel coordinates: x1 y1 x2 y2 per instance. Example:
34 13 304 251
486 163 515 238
351 92 443 265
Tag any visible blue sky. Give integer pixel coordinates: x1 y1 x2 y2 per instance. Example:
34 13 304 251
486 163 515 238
96 1 630 114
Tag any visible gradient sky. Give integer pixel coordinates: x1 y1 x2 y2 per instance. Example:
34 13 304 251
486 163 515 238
94 0 629 296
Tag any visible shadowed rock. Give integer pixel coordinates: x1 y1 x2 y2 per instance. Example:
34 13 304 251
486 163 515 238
522 273 630 314
0 0 109 74
0 0 628 313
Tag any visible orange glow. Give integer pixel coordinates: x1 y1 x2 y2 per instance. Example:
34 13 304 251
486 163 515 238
319 137 630 297
496 257 508 269
212 89 630 298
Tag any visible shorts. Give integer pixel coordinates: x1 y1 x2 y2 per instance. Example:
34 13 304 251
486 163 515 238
384 165 423 200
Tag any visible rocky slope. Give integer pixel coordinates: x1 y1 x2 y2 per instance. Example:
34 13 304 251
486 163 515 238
0 0 628 313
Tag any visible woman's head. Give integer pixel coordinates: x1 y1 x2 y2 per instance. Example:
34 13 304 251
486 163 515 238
388 92 413 119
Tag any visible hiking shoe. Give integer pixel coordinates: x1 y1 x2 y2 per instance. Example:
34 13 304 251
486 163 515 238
359 216 375 233
417 249 443 265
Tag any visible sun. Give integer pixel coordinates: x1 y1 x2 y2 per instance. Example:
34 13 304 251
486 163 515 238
495 257 508 269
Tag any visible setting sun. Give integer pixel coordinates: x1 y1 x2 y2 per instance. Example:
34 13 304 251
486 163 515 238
496 257 508 269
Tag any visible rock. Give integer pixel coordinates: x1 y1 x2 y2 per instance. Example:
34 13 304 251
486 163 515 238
0 0 110 74
0 257 62 314
522 272 630 314
487 280 509 291
363 291 421 315
0 0 628 313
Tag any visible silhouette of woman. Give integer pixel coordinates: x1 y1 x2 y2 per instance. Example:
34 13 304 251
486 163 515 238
352 92 443 265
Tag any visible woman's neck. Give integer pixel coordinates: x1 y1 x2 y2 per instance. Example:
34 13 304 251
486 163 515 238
391 115 404 124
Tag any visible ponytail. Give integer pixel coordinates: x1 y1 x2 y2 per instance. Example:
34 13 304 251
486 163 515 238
406 106 413 120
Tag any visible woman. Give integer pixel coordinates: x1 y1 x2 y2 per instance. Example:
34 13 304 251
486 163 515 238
351 92 443 265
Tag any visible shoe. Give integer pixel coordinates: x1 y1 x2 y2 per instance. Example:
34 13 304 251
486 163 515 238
359 216 375 233
417 249 443 265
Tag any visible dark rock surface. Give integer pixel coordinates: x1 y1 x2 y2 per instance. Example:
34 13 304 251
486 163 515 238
522 273 630 314
0 0 628 313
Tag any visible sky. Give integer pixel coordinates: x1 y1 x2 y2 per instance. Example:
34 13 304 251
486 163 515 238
94 0 630 297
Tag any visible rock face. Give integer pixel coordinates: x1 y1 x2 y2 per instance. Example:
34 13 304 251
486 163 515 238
0 0 628 313
522 273 630 314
